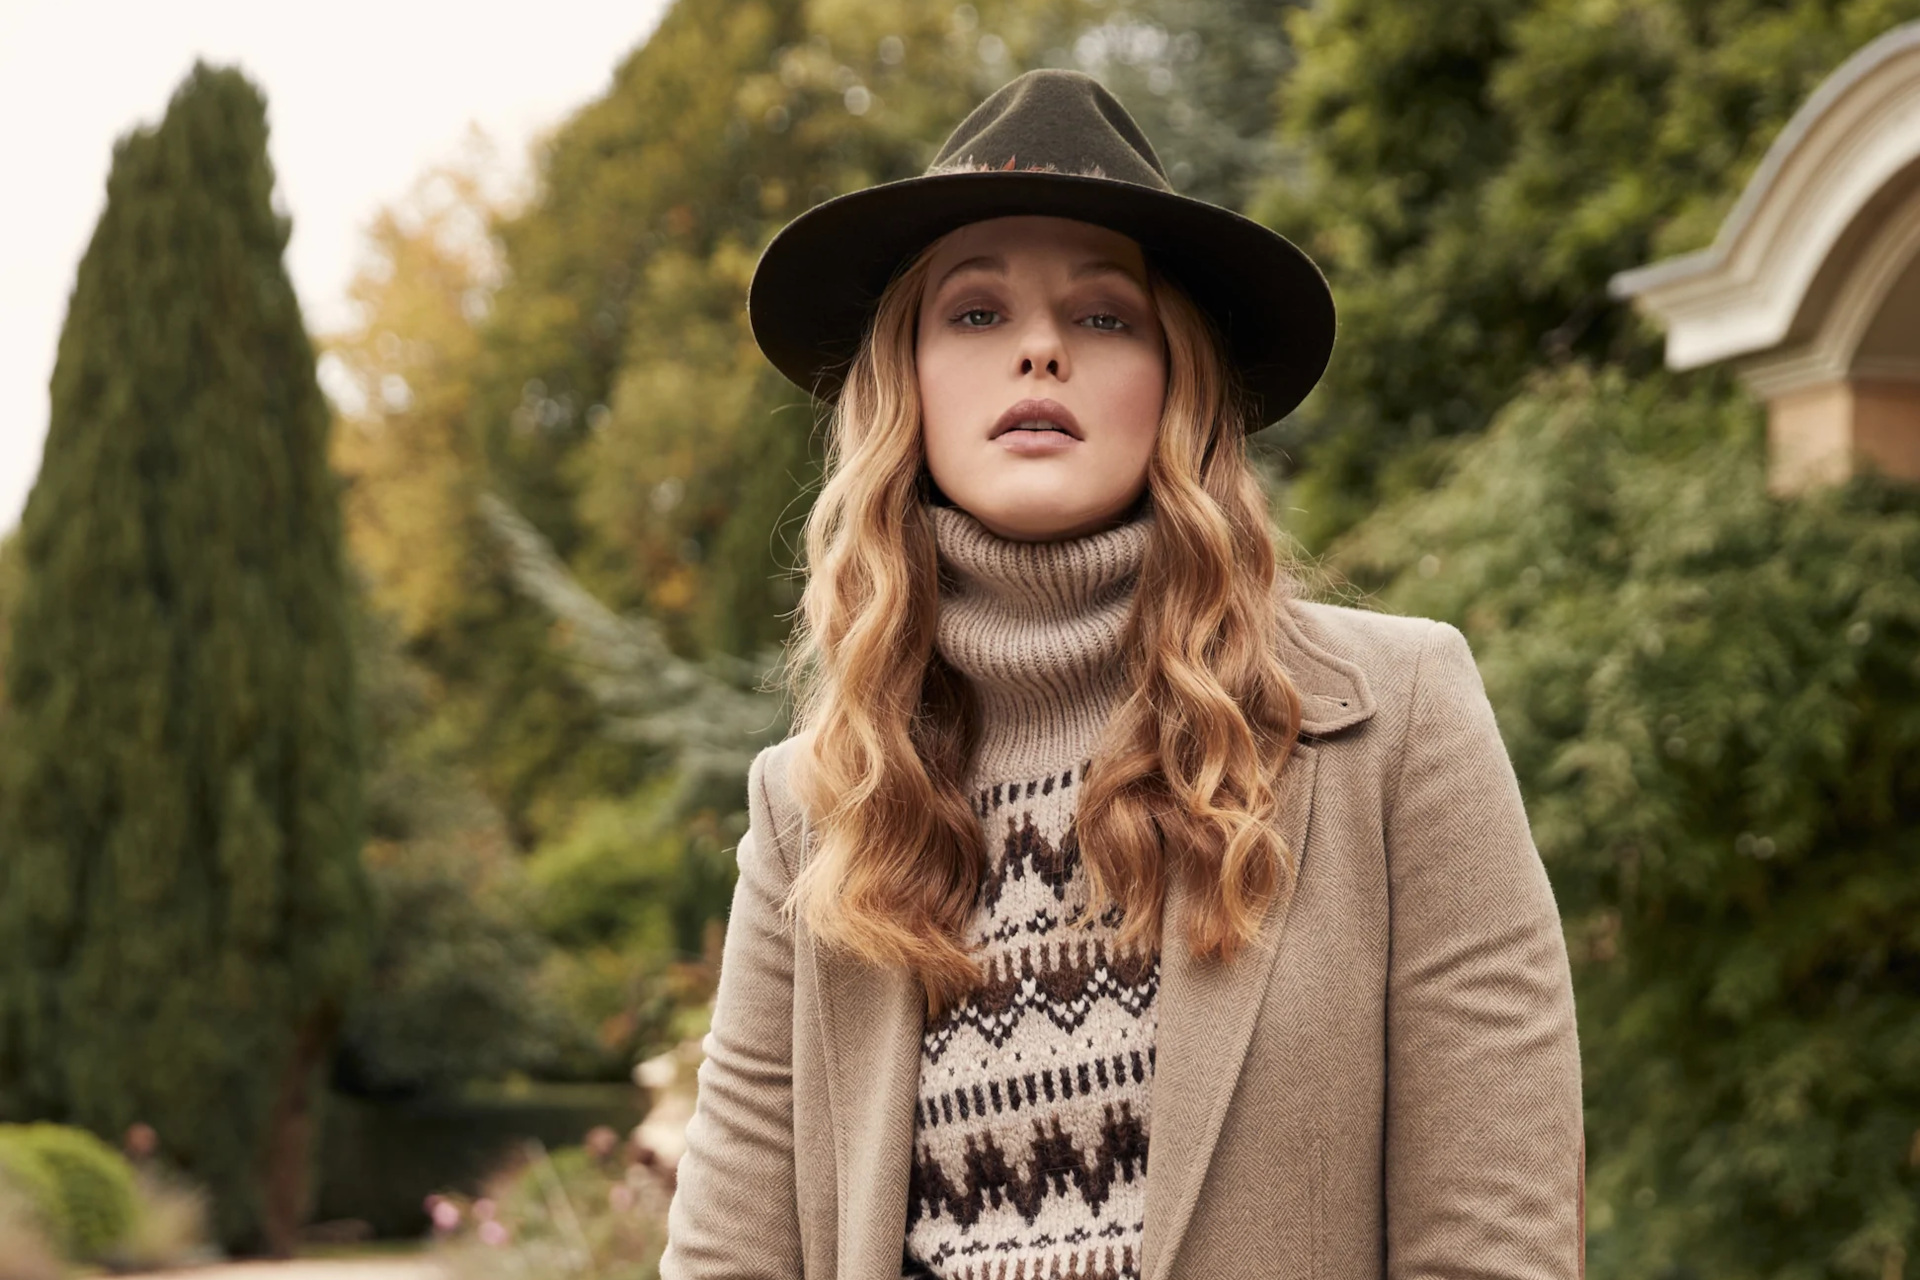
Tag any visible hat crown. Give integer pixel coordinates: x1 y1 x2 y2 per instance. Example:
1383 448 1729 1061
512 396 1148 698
924 69 1171 192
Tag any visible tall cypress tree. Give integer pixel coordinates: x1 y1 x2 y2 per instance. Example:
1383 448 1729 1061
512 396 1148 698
0 60 371 1255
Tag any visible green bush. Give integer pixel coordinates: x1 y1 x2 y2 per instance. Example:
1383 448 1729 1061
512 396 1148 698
0 1125 136 1260
521 776 733 1081
0 1134 62 1255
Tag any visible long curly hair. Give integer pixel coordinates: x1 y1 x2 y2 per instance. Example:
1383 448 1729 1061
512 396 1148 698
777 233 1304 1019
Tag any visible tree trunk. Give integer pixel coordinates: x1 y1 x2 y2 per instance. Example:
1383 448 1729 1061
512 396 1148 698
260 1007 336 1258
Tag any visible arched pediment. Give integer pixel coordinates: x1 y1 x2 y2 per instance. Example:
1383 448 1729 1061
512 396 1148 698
1612 22 1920 492
1611 23 1920 375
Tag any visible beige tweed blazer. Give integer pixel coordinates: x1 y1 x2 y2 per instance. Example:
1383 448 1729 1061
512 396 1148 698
661 599 1586 1280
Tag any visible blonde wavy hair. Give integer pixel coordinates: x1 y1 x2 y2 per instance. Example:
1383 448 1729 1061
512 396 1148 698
777 232 1304 1019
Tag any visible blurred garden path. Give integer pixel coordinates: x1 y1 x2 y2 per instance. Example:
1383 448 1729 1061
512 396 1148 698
136 1260 446 1280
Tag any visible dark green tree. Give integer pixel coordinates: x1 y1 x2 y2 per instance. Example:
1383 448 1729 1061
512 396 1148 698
0 61 372 1256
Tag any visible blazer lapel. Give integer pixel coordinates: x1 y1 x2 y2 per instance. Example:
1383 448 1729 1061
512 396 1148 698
809 932 924 1280
1139 741 1320 1280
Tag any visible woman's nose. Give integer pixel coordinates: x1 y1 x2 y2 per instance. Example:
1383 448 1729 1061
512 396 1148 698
1013 313 1069 381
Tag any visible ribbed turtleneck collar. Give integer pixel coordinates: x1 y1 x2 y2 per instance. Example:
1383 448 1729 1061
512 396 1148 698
928 499 1153 786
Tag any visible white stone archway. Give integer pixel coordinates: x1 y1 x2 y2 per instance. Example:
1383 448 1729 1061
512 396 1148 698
1611 22 1920 493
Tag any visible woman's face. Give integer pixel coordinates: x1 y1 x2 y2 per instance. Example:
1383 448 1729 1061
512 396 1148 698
915 215 1167 541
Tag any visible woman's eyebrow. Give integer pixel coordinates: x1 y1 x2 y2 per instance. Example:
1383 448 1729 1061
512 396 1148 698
935 254 1004 289
933 254 1146 290
1069 260 1145 287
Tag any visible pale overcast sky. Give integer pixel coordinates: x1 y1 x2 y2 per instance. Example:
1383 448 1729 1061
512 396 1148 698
0 0 674 535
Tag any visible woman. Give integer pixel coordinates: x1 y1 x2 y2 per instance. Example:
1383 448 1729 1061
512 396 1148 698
661 69 1584 1280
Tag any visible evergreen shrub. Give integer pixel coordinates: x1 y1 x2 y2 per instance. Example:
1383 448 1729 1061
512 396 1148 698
0 1125 137 1261
0 57 371 1253
0 1132 62 1254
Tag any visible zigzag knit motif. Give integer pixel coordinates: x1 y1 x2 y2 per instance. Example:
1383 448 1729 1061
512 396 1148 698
921 929 1160 1061
910 1101 1150 1224
902 760 1158 1280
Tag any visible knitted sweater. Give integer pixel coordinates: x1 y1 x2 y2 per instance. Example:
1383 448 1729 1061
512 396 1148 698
901 500 1160 1280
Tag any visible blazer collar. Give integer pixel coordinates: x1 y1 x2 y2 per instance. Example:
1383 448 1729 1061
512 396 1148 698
806 595 1371 1280
1275 590 1376 738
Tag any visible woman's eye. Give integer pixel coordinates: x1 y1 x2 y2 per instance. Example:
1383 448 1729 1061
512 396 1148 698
946 306 1129 331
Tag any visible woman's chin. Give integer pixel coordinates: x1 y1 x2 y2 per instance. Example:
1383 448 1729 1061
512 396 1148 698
946 490 1133 542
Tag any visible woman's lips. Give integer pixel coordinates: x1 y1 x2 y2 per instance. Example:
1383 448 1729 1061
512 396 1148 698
996 426 1081 455
991 398 1083 440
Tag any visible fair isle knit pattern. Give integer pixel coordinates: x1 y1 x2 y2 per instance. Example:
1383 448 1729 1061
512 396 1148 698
902 500 1160 1280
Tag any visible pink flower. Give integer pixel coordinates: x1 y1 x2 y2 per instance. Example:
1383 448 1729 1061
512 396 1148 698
431 1200 463 1232
478 1220 510 1247
608 1183 634 1212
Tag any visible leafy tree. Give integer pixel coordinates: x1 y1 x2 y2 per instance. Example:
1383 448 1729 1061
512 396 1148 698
1335 365 1920 1280
522 775 740 1078
322 141 785 1085
330 595 564 1097
325 134 509 650
321 143 656 850
1070 0 1305 213
0 62 371 1255
472 0 809 583
1258 0 1920 548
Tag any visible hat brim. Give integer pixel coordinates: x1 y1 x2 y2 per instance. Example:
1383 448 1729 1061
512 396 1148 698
746 170 1335 429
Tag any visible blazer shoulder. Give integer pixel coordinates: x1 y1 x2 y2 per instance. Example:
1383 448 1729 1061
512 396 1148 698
1281 596 1459 726
746 734 810 884
1287 596 1444 661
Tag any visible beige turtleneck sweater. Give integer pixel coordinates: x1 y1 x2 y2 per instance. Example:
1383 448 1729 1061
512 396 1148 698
902 499 1160 1280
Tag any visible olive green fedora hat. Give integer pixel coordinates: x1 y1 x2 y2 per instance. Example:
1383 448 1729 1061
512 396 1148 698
746 67 1335 429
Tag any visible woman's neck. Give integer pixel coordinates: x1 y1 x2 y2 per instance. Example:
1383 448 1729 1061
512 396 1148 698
928 499 1153 786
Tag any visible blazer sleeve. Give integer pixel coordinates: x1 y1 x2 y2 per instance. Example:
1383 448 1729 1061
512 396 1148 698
660 744 805 1280
1383 622 1585 1280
